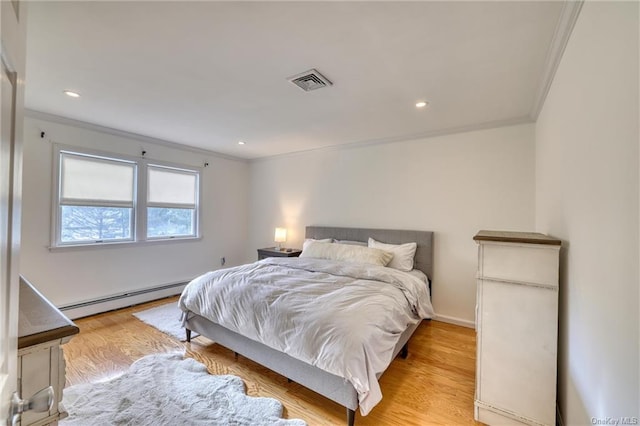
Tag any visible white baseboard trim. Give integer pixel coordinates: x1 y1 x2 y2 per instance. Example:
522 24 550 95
59 281 189 320
433 313 476 329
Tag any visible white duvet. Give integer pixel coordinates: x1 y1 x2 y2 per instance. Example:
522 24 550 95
178 257 434 415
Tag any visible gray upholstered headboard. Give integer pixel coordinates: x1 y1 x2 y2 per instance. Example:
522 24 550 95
305 226 434 281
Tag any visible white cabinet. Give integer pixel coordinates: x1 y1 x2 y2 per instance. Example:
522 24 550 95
17 278 78 426
474 231 561 426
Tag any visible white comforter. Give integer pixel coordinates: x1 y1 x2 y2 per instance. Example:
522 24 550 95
178 257 434 415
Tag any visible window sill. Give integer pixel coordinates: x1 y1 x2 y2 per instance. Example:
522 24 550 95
48 236 202 252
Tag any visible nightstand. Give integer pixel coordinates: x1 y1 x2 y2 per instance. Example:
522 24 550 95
257 247 302 260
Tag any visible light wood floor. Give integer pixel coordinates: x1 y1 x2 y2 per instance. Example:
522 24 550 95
63 296 481 425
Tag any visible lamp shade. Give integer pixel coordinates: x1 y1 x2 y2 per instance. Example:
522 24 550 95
274 228 287 243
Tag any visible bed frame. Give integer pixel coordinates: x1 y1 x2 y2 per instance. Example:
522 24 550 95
184 226 434 425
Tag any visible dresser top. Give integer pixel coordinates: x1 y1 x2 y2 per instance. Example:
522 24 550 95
18 277 79 349
473 230 561 246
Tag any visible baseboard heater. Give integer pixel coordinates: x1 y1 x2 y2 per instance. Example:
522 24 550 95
59 281 189 320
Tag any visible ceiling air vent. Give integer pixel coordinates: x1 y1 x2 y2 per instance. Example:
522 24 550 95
288 69 333 92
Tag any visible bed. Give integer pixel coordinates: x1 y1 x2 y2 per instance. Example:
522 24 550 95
179 226 434 425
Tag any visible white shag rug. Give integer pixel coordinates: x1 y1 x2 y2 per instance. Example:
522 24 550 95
61 353 307 426
133 303 197 341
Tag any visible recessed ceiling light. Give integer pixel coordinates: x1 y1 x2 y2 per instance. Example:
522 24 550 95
415 101 429 108
238 141 245 145
64 90 80 98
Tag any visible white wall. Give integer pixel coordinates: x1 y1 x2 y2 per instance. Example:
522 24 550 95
20 116 250 307
249 123 536 325
535 2 639 423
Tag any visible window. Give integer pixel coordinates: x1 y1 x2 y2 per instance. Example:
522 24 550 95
58 152 135 244
53 146 200 247
146 165 198 239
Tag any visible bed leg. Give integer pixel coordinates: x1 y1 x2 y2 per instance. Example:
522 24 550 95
347 408 355 426
400 343 408 359
186 329 191 342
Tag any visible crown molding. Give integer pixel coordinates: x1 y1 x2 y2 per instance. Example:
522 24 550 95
26 109 532 165
251 115 533 163
25 109 247 163
530 0 584 120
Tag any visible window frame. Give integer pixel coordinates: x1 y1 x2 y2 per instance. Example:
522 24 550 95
51 144 202 249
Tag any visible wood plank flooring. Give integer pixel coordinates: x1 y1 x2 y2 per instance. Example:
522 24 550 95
63 296 481 425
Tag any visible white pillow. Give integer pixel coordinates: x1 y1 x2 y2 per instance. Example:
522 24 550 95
368 238 417 272
302 238 332 250
300 241 393 267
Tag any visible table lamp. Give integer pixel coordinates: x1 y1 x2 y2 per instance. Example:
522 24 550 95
274 228 287 250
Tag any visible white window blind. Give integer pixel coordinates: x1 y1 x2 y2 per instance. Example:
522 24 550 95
60 152 135 207
147 166 197 208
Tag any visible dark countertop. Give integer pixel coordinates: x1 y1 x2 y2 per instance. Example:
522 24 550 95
18 277 79 349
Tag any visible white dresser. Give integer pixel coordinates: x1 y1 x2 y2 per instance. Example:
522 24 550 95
17 278 79 426
473 231 561 426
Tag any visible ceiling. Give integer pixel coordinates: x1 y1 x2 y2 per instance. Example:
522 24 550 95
25 1 567 160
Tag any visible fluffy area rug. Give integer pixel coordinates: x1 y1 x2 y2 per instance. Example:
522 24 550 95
133 302 197 341
61 353 307 426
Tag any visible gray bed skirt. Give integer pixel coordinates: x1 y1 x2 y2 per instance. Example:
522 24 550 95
184 312 422 411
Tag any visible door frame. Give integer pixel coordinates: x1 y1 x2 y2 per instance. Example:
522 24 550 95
0 0 27 423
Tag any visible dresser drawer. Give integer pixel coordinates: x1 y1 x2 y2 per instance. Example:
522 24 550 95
480 243 559 287
476 280 558 425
